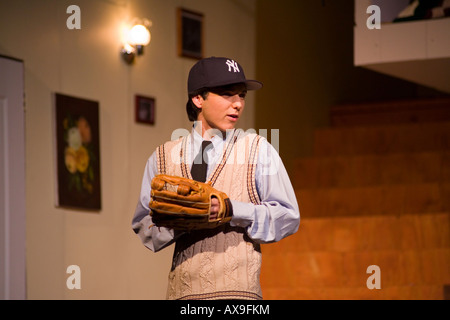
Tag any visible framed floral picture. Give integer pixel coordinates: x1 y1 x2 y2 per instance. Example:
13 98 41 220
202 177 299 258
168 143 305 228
54 93 102 211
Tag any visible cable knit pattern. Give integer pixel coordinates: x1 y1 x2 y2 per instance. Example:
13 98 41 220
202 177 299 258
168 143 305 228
224 230 239 290
158 129 262 300
199 234 215 292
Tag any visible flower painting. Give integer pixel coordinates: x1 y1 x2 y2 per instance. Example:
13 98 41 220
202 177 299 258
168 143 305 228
55 93 101 210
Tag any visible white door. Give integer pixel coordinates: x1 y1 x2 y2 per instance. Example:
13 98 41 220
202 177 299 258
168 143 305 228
0 55 26 299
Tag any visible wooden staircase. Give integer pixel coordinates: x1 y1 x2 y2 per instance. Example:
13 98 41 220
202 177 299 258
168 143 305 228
260 98 450 300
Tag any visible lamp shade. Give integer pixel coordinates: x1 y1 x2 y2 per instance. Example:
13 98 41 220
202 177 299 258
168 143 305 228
128 24 151 46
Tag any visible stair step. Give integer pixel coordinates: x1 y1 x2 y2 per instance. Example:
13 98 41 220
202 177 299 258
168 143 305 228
330 97 450 127
261 213 450 299
296 183 450 218
261 249 450 292
293 151 450 189
313 122 450 157
262 285 446 300
262 213 450 253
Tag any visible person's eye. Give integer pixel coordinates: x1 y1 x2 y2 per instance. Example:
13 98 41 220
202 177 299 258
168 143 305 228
219 91 246 98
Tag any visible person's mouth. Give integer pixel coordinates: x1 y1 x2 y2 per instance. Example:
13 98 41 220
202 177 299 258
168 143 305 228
227 114 239 121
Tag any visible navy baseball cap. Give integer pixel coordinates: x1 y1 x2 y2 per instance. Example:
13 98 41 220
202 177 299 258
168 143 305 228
188 57 263 93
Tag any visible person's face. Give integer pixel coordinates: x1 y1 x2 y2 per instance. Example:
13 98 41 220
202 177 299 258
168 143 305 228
193 83 247 136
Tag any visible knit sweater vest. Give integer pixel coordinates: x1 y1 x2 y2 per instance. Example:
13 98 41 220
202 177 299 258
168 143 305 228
156 129 263 300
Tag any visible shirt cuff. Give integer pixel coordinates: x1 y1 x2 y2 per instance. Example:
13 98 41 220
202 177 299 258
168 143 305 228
229 200 254 228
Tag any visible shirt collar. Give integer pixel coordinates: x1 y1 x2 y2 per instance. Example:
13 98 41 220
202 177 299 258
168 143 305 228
191 124 235 152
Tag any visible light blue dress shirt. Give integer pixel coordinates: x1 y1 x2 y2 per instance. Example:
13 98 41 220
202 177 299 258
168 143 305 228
132 127 300 252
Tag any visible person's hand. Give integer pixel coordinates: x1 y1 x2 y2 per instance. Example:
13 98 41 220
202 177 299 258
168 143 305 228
210 197 219 219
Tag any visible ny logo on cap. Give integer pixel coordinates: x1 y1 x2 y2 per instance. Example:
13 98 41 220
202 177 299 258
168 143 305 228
226 59 240 73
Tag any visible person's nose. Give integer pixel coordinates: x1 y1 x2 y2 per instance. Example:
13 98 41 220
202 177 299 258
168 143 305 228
231 95 243 110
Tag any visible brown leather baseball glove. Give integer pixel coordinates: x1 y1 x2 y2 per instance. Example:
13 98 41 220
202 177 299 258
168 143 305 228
149 174 233 231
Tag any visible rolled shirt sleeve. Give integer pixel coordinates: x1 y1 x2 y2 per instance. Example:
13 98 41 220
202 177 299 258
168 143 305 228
131 153 184 252
230 138 300 243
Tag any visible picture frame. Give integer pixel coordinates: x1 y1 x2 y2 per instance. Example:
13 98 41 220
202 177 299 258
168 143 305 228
54 93 102 211
177 7 204 59
135 95 155 125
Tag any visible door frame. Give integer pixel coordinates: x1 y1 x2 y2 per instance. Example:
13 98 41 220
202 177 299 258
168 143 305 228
0 54 26 299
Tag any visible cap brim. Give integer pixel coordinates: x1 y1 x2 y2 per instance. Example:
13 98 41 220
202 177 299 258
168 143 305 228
189 79 263 94
245 80 263 91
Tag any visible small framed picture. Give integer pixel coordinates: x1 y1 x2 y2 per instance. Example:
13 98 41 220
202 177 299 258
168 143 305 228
135 95 155 125
177 8 204 59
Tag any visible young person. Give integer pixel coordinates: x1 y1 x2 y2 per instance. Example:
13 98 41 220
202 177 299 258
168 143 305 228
132 56 300 300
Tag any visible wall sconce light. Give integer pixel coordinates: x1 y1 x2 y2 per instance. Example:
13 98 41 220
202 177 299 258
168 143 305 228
121 19 152 64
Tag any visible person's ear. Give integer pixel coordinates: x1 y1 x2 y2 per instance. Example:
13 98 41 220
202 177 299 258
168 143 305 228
191 95 204 109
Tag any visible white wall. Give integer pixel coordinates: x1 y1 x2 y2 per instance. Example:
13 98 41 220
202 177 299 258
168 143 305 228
0 0 257 299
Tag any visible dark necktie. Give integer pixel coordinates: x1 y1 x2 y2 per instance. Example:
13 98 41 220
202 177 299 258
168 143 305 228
191 140 212 182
